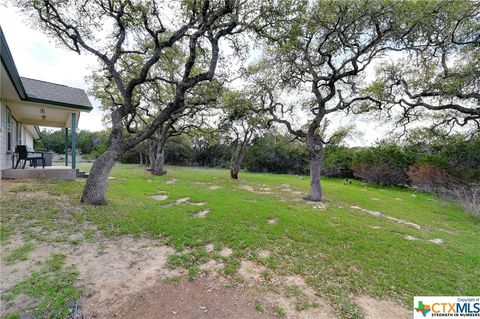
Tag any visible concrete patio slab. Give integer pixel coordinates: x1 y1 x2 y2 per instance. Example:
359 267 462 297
1 166 77 180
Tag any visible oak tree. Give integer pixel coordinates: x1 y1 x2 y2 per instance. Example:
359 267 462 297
16 0 243 204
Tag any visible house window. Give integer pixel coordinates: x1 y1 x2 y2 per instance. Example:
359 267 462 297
6 108 12 153
17 122 22 145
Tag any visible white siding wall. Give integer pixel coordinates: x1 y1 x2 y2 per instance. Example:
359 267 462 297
0 100 10 173
0 99 36 175
25 127 33 149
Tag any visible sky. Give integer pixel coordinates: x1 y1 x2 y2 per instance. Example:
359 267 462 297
0 3 389 146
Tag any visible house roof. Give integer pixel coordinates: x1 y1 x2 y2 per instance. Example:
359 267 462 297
21 77 92 109
0 26 92 111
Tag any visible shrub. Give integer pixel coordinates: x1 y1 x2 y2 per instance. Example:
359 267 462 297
245 132 309 175
119 149 139 164
352 143 413 186
444 184 480 218
407 164 480 217
353 163 409 186
407 164 452 192
323 146 355 178
165 135 195 166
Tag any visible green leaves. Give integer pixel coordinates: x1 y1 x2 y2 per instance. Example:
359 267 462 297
222 90 252 120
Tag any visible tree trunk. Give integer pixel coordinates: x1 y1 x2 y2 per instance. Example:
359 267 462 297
229 130 252 180
229 150 245 179
144 150 150 166
81 147 122 205
230 163 240 179
147 124 170 175
149 143 156 171
151 146 166 175
149 134 167 175
304 133 324 202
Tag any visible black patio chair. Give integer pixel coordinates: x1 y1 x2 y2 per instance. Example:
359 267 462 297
14 145 45 169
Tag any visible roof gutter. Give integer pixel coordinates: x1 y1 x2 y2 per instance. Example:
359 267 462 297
27 96 93 111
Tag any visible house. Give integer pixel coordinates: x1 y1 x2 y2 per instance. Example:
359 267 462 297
0 26 92 179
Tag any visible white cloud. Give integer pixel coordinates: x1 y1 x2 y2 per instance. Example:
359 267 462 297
0 5 104 131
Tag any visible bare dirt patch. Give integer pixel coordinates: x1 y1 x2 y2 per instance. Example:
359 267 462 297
102 257 339 319
208 185 223 190
74 237 179 317
199 260 225 272
165 178 177 185
194 209 211 218
205 243 215 253
401 234 444 245
350 206 421 229
263 291 336 319
238 260 267 284
279 184 293 191
190 201 207 206
267 218 277 225
219 247 233 257
151 194 168 201
428 238 444 245
306 201 328 210
354 295 409 319
114 275 277 319
236 184 255 192
162 197 207 208
258 250 271 258
236 260 337 319
176 197 190 204
277 275 336 318
236 185 273 195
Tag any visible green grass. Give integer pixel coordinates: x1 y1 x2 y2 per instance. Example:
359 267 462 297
3 164 480 318
56 165 480 315
255 300 264 313
2 254 80 319
275 306 286 317
4 242 35 263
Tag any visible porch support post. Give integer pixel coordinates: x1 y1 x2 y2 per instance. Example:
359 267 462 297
71 113 76 169
65 128 69 167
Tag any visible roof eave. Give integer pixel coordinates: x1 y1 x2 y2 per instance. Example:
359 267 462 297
26 96 93 111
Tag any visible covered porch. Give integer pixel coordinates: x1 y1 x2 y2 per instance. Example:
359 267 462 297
1 42 92 179
6 99 82 168
1 26 92 180
1 99 83 180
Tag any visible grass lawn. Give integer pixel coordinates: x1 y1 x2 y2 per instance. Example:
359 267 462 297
1 164 479 318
